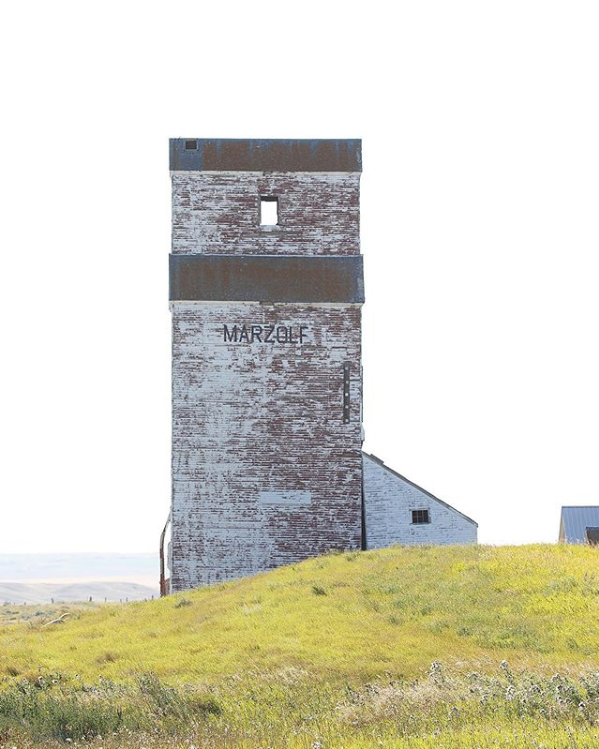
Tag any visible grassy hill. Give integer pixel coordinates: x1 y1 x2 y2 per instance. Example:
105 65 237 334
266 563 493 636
1 544 599 747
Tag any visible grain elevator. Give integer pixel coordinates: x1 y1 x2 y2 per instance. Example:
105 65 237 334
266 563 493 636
166 139 364 592
162 138 477 595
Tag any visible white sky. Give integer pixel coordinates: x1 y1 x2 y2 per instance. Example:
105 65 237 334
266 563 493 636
1 1 598 554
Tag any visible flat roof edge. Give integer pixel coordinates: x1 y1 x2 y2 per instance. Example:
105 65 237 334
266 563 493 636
561 505 599 509
170 138 362 172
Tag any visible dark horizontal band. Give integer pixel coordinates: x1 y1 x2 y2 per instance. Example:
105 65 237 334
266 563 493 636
170 139 362 173
170 254 364 304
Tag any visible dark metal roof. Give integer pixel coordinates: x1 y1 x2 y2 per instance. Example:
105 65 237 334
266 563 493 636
170 139 362 172
170 254 364 303
362 453 479 527
560 506 599 543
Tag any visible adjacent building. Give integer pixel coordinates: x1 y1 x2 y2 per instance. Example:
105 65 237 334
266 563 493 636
559 506 599 545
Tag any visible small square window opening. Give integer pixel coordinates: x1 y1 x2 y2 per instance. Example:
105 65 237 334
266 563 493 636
260 196 279 226
412 509 430 524
185 140 198 150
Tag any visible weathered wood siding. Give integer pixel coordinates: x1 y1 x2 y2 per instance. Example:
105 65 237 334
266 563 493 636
170 302 362 589
171 173 360 256
169 163 363 590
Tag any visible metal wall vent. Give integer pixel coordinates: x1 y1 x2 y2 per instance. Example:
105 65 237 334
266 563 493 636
343 363 351 423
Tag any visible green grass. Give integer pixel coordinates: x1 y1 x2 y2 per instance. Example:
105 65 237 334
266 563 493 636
1 544 599 747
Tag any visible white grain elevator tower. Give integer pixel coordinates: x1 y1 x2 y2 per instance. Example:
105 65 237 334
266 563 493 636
164 139 364 593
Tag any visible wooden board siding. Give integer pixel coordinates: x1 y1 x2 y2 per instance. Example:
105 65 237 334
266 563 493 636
170 302 363 589
171 173 360 256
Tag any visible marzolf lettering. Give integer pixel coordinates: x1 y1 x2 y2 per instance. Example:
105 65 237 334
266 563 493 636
223 324 309 344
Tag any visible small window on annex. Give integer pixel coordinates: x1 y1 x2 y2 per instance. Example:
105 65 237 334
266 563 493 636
260 196 279 226
411 509 430 525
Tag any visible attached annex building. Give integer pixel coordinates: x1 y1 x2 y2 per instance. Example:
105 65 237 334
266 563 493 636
163 138 477 594
363 454 478 548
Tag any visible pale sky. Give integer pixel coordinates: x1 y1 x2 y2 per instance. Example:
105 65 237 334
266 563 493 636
1 1 598 554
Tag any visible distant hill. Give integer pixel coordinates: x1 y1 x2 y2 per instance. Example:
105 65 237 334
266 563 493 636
0 581 158 604
0 553 157 584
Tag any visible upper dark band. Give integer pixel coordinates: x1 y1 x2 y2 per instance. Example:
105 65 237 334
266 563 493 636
170 139 362 173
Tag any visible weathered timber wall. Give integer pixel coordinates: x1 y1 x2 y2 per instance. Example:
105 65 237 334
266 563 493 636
363 454 477 548
171 173 360 256
170 302 363 589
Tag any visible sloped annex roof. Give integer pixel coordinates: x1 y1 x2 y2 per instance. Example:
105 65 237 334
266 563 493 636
362 452 478 527
560 506 599 543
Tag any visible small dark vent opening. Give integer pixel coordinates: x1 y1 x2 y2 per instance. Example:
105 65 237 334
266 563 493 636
185 140 198 150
